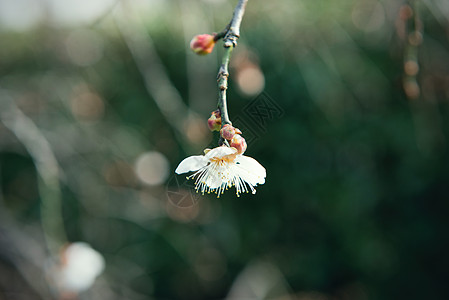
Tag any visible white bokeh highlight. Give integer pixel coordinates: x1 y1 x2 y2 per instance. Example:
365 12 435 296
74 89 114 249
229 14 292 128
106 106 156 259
135 151 170 186
57 242 105 293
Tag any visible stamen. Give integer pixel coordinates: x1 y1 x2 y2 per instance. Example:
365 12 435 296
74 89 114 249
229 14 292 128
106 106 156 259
182 154 262 197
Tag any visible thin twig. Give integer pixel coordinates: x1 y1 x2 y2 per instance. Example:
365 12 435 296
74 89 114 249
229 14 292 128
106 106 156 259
223 0 248 48
217 46 233 126
214 23 230 41
216 0 248 143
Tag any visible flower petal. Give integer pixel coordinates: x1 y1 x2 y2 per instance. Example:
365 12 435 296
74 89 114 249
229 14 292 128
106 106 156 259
175 155 208 174
205 146 237 159
203 170 222 189
234 155 266 185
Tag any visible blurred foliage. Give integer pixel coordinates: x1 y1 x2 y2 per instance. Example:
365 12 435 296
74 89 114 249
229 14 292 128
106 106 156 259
1 0 449 299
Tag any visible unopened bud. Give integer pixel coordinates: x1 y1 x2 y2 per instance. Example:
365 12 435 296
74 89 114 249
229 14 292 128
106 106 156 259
220 124 236 140
190 34 216 55
207 110 221 131
230 134 247 154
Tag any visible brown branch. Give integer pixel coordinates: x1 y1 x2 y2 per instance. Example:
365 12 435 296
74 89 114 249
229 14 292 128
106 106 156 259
216 0 249 144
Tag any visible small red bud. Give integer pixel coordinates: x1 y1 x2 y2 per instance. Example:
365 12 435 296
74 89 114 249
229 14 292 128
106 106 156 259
190 34 216 55
220 124 236 140
207 110 221 131
211 109 221 118
230 134 247 154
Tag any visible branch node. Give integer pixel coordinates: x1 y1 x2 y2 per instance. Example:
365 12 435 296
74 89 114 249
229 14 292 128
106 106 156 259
215 0 248 145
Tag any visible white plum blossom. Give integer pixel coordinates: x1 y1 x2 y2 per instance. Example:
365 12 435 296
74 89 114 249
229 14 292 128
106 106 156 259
175 146 266 197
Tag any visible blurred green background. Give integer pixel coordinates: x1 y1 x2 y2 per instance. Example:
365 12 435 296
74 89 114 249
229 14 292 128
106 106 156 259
1 0 449 299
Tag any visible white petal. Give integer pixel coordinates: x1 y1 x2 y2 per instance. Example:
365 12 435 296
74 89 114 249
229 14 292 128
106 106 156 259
175 155 207 174
204 169 222 189
205 146 237 159
234 155 266 185
204 163 228 188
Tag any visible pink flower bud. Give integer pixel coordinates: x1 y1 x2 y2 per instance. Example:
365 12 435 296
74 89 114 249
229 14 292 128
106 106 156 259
220 124 236 140
230 134 247 154
207 110 221 131
190 34 216 55
211 109 221 118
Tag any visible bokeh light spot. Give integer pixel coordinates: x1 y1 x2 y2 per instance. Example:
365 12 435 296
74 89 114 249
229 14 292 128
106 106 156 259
404 80 420 99
104 161 136 187
185 117 211 145
404 60 419 76
236 66 265 96
70 90 105 121
65 29 104 67
135 151 170 186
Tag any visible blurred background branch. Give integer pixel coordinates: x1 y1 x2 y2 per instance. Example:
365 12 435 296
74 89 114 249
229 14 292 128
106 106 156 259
115 0 208 152
0 96 66 255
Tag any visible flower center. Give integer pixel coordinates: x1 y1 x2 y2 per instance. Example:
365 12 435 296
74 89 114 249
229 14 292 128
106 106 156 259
210 153 236 165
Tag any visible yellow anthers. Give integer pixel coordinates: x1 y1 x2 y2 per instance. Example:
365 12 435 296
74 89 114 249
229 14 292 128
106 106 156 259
175 146 265 197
